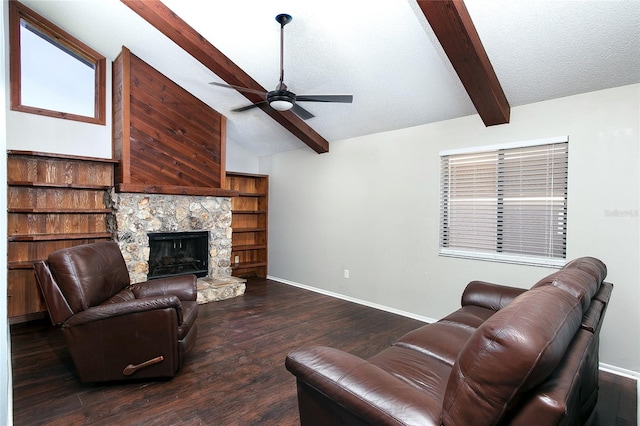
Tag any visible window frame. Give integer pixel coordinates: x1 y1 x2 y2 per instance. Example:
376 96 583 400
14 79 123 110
439 136 569 268
9 0 106 125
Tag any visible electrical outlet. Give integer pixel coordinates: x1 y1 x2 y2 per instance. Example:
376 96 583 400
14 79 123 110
344 269 350 279
234 256 240 264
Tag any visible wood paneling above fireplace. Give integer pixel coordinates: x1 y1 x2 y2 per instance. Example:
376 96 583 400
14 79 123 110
113 46 237 197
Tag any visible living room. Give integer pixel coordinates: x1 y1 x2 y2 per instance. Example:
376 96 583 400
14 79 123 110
1 0 639 424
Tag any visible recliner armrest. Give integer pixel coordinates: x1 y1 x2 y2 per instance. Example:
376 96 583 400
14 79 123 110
461 281 526 310
63 295 183 327
131 274 197 301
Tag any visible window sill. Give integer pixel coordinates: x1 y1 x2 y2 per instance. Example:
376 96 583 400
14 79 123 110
439 249 565 269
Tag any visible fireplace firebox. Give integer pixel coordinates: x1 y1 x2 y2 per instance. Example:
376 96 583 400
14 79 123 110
148 231 208 279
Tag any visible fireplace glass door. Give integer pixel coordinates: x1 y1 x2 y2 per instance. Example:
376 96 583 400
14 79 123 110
148 231 208 279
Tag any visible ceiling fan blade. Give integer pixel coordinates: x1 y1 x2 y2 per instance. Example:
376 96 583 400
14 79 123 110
232 101 267 112
209 82 267 96
291 104 315 120
296 95 353 103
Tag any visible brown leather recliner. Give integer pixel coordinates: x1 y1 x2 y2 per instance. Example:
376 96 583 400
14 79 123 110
34 241 198 383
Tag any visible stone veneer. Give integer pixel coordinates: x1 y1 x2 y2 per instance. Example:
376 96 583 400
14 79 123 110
110 192 233 284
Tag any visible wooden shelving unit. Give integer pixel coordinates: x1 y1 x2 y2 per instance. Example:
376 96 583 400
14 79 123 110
7 151 117 323
225 172 268 278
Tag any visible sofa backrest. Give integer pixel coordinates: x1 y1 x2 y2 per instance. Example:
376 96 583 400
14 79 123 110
46 242 131 313
441 285 583 426
530 257 606 313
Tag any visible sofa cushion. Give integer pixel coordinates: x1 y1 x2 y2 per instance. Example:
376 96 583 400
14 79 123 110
441 285 582 426
369 346 452 399
440 305 496 330
394 321 476 366
461 281 527 311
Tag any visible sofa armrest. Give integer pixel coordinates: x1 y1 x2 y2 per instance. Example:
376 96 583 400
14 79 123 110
286 346 441 425
461 281 527 310
131 274 197 301
63 295 183 327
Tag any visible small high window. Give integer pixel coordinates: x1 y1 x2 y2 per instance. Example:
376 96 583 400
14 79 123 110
9 0 106 124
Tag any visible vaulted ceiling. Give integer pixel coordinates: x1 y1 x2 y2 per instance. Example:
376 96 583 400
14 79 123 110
17 0 640 157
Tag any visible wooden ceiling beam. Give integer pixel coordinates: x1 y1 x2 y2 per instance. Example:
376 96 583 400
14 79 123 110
121 0 329 153
417 0 510 126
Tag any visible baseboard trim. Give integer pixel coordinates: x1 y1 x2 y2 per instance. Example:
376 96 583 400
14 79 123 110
599 363 640 381
268 275 639 381
267 275 437 324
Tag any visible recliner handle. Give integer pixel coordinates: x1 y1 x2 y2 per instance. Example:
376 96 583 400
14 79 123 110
123 356 164 376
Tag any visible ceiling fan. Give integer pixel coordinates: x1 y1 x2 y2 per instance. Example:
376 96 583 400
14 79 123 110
210 13 353 120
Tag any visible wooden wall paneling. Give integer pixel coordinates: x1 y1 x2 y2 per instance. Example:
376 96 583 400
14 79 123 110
127 58 222 187
112 46 236 197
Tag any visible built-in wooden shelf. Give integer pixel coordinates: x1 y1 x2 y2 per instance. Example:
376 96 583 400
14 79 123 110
8 208 112 214
225 172 269 279
7 150 119 163
231 261 268 270
9 232 114 242
7 151 115 323
236 192 267 197
8 181 112 190
8 261 37 270
232 244 268 252
116 183 238 197
231 227 267 234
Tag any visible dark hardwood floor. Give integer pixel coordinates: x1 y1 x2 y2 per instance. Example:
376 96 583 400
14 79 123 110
11 278 638 425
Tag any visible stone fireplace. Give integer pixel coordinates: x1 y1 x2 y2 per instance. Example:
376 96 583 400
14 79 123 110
109 192 245 302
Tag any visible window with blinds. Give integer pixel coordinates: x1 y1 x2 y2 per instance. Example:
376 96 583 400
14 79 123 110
439 137 568 267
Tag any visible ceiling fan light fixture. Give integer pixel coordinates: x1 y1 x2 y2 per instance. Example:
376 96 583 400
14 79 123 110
269 100 294 111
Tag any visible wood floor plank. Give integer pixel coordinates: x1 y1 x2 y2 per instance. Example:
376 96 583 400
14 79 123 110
10 278 637 425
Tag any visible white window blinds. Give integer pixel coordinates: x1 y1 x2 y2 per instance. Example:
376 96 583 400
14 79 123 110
439 138 568 267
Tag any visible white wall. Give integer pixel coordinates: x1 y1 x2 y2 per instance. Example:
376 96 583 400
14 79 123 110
6 108 112 158
226 137 260 174
1 1 12 423
261 84 640 374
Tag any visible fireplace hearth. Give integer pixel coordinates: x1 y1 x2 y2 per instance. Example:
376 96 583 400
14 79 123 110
148 231 208 279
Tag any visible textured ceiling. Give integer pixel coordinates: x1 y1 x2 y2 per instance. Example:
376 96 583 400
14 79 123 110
18 0 640 157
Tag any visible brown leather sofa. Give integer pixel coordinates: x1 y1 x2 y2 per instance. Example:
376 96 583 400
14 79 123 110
34 241 198 383
286 257 612 425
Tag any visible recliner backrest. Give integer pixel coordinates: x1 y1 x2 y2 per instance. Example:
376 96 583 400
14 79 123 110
46 241 131 313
